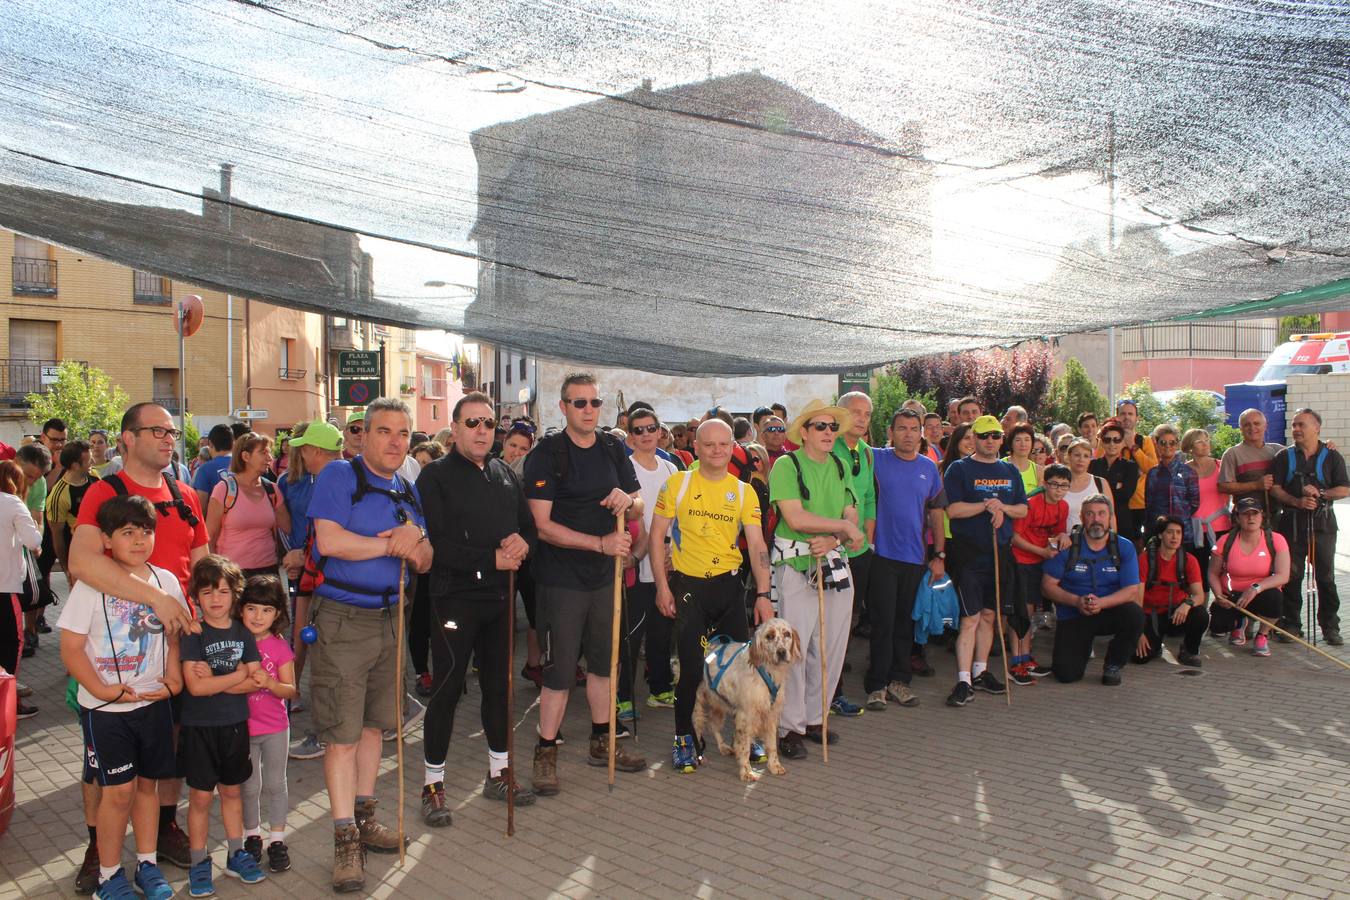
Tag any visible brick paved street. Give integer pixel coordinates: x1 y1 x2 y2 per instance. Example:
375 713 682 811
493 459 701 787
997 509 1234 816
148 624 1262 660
5 553 1350 899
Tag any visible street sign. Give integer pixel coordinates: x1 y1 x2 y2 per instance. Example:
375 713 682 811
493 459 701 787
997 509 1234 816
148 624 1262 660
337 351 381 378
39 365 59 385
338 378 380 406
840 369 872 394
233 408 269 420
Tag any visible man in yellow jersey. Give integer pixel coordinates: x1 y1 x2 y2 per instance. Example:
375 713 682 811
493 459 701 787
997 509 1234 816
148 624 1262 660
649 419 773 774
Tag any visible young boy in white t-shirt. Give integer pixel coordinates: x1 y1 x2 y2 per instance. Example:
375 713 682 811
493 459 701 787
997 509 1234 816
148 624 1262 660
58 494 188 900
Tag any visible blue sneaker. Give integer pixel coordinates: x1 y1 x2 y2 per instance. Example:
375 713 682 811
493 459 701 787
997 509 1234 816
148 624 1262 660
187 859 214 898
671 734 699 773
94 869 137 900
134 861 174 900
829 695 865 717
616 700 639 722
749 739 767 763
224 848 266 884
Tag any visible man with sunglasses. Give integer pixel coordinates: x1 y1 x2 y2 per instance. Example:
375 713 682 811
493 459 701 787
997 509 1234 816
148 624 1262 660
415 392 537 826
770 400 865 757
1111 398 1158 541
942 415 1027 707
758 415 789 464
831 391 876 714
524 373 646 795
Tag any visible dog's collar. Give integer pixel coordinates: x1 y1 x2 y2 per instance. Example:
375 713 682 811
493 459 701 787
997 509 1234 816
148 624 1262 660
755 664 779 702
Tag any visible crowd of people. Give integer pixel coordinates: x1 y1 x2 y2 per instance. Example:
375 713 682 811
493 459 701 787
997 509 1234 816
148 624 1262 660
2 380 1345 898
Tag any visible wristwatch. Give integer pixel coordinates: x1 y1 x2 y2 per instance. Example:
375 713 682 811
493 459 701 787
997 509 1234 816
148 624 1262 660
756 591 772 599
414 524 428 542
932 550 946 560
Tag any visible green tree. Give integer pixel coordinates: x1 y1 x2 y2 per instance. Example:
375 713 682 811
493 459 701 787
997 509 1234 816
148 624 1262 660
1278 314 1321 344
1165 389 1222 434
182 412 200 456
1210 423 1243 456
26 361 129 438
869 371 936 446
1040 359 1107 429
1123 378 1167 433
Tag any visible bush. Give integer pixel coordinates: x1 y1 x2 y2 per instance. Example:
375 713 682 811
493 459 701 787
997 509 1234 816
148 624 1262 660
1041 358 1107 430
26 361 129 438
1123 378 1168 433
869 371 936 446
891 343 1053 419
1166 389 1223 434
1211 424 1243 456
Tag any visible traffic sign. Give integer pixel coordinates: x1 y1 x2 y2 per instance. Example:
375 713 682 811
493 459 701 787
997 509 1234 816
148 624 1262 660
338 351 381 378
338 378 380 406
232 408 269 420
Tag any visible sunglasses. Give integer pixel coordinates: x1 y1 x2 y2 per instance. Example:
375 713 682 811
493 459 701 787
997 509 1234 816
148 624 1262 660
805 421 840 433
509 422 536 436
346 425 363 434
975 431 1002 440
1100 435 1122 443
461 417 496 430
567 398 604 409
630 423 661 435
763 426 786 433
1157 439 1179 448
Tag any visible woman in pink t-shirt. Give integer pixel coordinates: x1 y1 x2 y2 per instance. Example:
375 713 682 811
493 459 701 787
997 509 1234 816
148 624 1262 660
206 433 291 578
1207 497 1289 657
238 577 296 873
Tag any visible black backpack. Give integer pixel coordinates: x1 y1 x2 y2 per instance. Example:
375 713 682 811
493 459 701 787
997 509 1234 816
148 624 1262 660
106 470 199 528
530 429 630 487
1062 524 1122 572
781 449 849 503
1143 538 1189 600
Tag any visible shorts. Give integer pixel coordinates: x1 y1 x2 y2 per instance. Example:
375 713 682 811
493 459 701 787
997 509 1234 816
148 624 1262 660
536 583 613 691
81 700 177 787
1016 562 1043 610
947 538 1013 618
178 722 252 792
308 595 400 745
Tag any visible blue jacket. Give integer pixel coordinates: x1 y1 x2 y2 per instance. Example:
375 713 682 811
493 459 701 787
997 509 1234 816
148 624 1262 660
1144 455 1199 536
912 572 959 643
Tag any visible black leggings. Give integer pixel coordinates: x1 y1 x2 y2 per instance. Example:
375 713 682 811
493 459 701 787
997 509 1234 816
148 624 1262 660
423 590 509 766
0 592 22 676
1134 604 1210 662
1209 588 1283 635
672 572 746 735
617 581 658 705
409 573 431 676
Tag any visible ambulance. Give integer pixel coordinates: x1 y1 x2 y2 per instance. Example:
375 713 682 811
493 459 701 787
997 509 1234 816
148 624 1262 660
1225 332 1350 443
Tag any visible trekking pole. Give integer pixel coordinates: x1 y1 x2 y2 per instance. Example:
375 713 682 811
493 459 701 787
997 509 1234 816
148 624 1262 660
395 560 407 866
1228 603 1350 672
506 569 515 837
991 521 1012 707
607 513 623 790
1307 514 1319 647
816 561 829 764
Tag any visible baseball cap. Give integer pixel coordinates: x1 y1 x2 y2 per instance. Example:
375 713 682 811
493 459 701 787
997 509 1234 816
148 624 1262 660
972 415 1003 435
346 410 365 427
1233 496 1263 514
290 421 343 452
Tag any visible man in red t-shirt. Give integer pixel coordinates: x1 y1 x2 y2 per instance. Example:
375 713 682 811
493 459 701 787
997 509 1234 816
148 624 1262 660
1009 463 1071 682
1135 515 1208 668
69 402 207 879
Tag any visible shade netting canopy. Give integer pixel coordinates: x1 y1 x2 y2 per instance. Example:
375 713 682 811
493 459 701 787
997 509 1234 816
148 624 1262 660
2 0 1349 374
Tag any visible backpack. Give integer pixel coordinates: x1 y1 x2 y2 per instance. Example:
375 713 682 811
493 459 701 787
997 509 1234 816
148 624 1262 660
220 471 277 512
532 430 631 487
1284 444 1330 490
1143 538 1188 595
1061 524 1122 572
1220 528 1277 578
106 470 199 528
781 450 848 502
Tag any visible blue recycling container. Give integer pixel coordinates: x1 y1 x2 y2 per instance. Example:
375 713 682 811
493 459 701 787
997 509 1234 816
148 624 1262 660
1224 381 1286 444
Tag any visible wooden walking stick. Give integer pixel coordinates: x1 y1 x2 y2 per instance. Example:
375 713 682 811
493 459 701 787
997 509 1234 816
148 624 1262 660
1228 603 1350 672
395 560 407 866
607 513 623 790
506 569 516 837
816 562 829 764
992 521 1012 707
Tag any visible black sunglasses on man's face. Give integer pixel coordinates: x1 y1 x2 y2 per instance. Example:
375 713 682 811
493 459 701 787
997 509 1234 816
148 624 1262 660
567 398 603 409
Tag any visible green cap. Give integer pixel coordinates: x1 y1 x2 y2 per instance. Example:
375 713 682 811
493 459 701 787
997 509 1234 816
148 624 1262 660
290 421 343 451
346 409 365 425
971 415 1003 435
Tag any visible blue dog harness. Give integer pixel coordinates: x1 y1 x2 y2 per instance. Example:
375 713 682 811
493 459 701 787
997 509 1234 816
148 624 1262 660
703 635 780 704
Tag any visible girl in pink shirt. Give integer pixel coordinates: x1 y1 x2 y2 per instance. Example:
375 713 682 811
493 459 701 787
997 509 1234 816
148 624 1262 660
238 576 297 873
1207 499 1289 657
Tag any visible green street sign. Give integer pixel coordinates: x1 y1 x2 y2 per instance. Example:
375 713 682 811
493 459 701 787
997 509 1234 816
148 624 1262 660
338 350 381 378
338 378 380 406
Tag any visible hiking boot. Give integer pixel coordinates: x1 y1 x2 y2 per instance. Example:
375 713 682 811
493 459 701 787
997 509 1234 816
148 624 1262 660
1101 664 1123 686
1178 651 1203 668
671 734 699 773
910 655 935 677
520 664 544 688
532 744 560 796
354 798 405 853
483 768 537 805
331 824 365 894
803 724 837 745
157 820 193 869
288 732 325 760
646 689 675 708
829 695 864 717
1324 628 1344 647
266 841 291 873
75 839 100 894
421 782 453 827
865 689 887 711
414 672 433 697
588 732 647 772
243 835 263 864
973 671 1006 694
749 739 767 763
886 681 919 707
946 681 974 707
777 731 807 759
94 868 137 900
224 848 266 884
133 861 174 900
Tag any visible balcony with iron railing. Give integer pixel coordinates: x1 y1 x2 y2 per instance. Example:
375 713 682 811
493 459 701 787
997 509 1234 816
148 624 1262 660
421 376 448 398
1120 321 1276 360
0 358 76 407
279 368 307 381
133 271 172 304
153 395 187 415
12 257 57 295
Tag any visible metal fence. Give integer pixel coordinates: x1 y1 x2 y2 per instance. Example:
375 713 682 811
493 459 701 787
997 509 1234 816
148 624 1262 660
1120 321 1276 359
0 358 65 404
12 257 57 294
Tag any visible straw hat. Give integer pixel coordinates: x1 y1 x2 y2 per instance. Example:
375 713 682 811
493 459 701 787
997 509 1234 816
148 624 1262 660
787 399 851 445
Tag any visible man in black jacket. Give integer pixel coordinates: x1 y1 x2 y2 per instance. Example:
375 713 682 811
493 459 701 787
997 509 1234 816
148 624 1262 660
416 392 537 826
